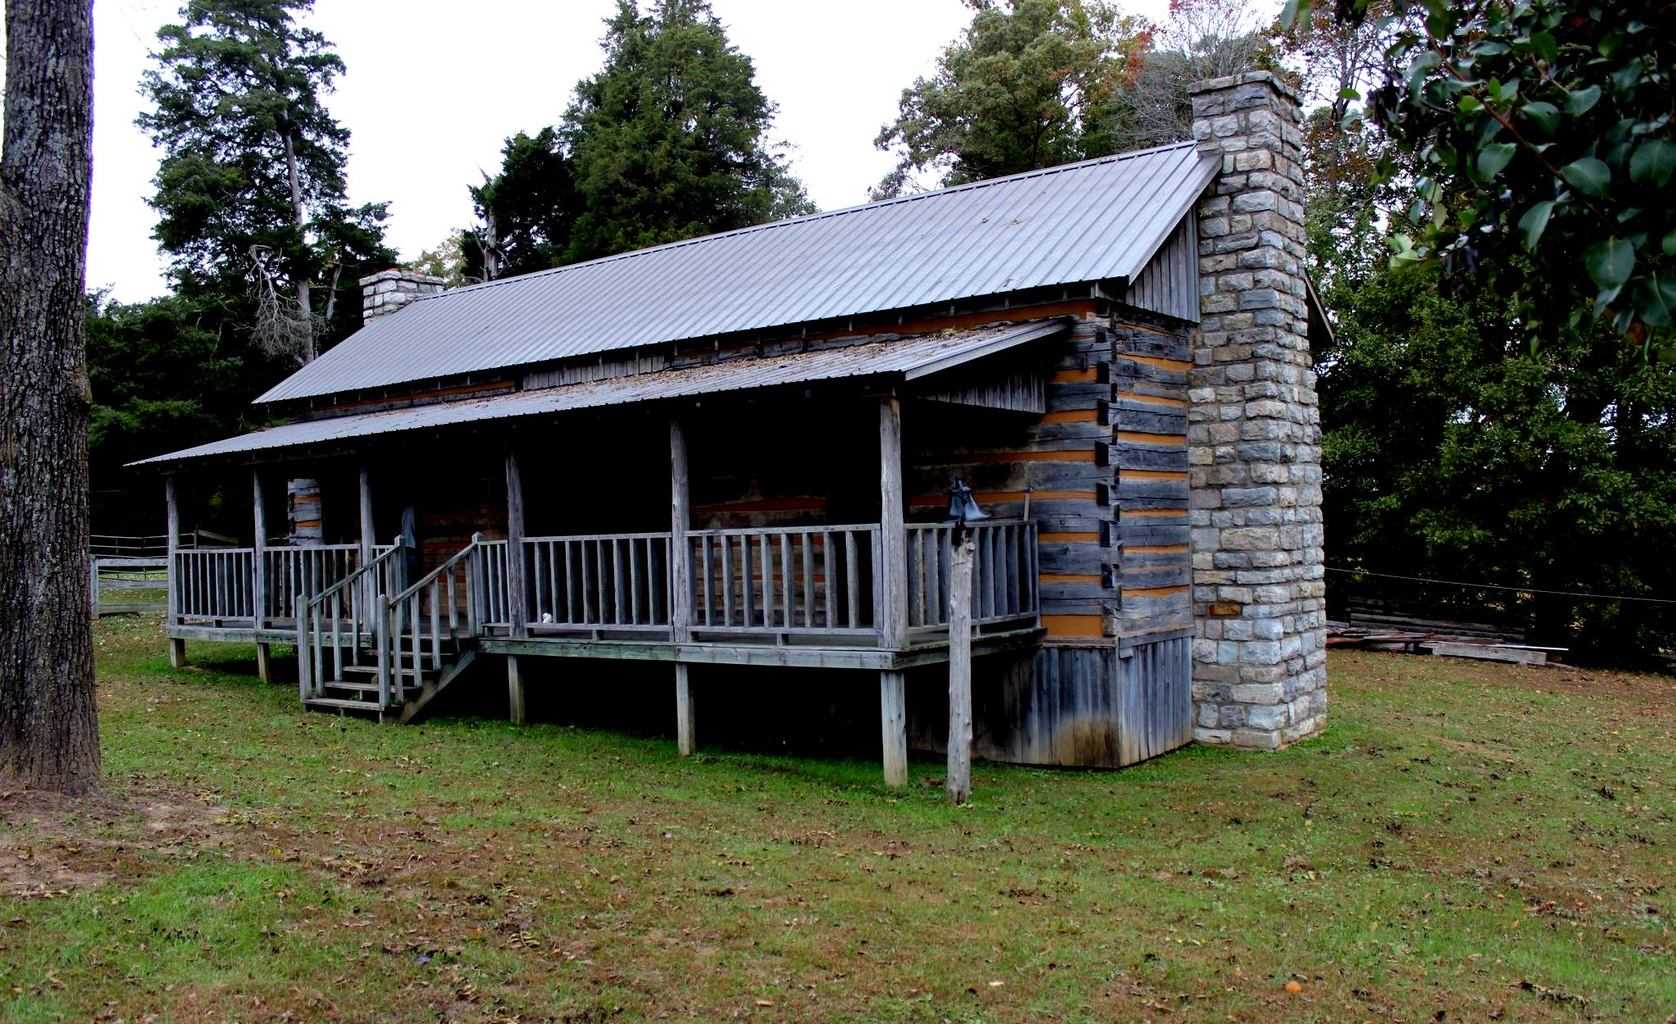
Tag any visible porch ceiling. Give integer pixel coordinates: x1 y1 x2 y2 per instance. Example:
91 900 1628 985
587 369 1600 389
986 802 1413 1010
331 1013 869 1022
131 318 1073 468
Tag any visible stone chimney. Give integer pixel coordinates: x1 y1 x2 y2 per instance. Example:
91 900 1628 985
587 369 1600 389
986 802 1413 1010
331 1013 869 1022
1186 71 1327 750
360 268 446 320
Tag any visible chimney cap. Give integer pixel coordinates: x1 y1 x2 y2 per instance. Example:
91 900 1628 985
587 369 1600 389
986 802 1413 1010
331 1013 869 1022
358 268 448 289
1187 70 1302 105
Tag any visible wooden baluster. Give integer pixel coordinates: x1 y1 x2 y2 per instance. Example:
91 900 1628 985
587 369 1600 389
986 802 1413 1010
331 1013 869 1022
629 537 641 625
431 581 442 670
700 536 713 627
740 534 754 628
780 534 793 630
822 532 836 628
721 535 734 626
760 534 774 630
794 532 807 630
844 531 860 628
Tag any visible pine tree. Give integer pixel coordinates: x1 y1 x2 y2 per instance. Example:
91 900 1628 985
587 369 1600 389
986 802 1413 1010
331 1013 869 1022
139 0 394 364
556 0 813 264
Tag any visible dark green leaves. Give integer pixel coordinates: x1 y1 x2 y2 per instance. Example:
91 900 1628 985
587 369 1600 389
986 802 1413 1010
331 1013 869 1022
1629 140 1676 187
1476 142 1517 179
1564 85 1601 116
1520 101 1559 137
1518 201 1555 251
1560 157 1611 196
1584 237 1635 307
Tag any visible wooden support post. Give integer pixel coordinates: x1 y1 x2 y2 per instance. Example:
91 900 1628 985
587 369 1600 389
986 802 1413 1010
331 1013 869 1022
168 637 187 670
357 465 376 631
358 465 375 564
89 556 100 616
878 396 907 651
252 469 267 629
505 449 528 638
946 530 975 805
670 417 695 755
675 663 695 756
255 642 274 685
164 474 180 627
880 669 908 787
507 654 526 725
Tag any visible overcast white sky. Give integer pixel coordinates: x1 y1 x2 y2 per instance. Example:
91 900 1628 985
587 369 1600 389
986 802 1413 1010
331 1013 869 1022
82 0 1177 301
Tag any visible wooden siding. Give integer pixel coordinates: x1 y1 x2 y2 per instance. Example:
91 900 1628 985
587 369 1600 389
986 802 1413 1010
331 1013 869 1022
905 316 1115 640
1123 215 1200 323
1110 321 1193 642
905 635 1192 767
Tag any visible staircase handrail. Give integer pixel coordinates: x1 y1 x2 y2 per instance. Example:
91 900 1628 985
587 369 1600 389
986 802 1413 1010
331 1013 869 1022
304 542 404 612
389 538 476 607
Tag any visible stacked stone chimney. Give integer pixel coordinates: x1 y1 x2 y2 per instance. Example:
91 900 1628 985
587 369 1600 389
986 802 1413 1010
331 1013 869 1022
1186 71 1327 749
361 269 446 320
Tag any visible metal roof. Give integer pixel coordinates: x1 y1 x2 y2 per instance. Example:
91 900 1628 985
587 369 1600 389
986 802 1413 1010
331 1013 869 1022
136 319 1071 467
257 142 1217 403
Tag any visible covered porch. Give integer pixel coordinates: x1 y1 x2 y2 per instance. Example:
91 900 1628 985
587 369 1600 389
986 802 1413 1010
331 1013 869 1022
148 320 1073 782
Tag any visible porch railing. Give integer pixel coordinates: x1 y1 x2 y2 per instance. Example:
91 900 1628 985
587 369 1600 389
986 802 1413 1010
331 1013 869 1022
174 547 257 621
171 541 397 626
297 543 406 704
524 532 672 632
687 524 879 637
905 520 1039 632
179 523 1038 653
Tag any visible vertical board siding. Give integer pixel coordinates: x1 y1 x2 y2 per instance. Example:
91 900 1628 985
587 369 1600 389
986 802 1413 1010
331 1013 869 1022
1122 215 1200 323
916 636 1191 767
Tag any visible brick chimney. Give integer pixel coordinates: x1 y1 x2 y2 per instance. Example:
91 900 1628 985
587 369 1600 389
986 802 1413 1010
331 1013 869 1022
360 269 446 320
1186 71 1327 750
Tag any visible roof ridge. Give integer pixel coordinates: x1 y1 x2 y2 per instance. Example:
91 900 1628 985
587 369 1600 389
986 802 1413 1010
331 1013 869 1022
415 139 1201 304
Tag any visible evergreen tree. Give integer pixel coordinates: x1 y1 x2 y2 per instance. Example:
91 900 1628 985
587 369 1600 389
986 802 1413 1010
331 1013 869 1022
139 0 394 363
466 128 576 281
872 0 1150 197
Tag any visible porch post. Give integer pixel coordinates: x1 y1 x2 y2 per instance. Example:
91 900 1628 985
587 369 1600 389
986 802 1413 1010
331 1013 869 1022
358 465 375 564
252 468 271 681
165 474 186 669
505 448 528 722
878 395 909 786
670 417 695 755
505 448 527 638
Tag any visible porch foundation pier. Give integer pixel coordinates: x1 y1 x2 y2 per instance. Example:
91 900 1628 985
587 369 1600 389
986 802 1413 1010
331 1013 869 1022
506 655 526 725
1187 71 1327 749
877 396 909 786
255 643 274 685
670 417 695 755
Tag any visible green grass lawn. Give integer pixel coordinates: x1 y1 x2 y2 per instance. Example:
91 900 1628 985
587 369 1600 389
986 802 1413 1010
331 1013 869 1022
1 617 1672 1022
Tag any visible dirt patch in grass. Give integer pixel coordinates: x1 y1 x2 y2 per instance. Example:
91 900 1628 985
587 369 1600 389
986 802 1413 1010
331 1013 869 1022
0 784 231 898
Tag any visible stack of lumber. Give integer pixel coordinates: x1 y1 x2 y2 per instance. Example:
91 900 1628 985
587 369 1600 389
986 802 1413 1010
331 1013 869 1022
1326 619 1566 666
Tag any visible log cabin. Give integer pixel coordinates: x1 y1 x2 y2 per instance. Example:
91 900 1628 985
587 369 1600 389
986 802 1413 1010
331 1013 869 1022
134 73 1329 781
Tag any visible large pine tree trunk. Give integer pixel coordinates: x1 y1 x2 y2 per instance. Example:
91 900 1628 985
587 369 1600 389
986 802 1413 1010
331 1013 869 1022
0 0 100 794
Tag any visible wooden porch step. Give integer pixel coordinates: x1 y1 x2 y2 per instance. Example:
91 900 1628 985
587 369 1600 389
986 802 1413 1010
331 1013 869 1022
302 696 387 713
320 679 422 696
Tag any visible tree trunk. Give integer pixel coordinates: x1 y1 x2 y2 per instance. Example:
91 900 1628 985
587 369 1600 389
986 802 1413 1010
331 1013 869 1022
281 128 313 361
0 0 100 794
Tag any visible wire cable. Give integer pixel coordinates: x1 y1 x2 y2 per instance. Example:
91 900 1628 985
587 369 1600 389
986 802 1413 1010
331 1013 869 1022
1325 566 1676 606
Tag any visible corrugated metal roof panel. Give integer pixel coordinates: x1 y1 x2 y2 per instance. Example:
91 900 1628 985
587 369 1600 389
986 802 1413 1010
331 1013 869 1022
137 319 1072 467
256 142 1216 403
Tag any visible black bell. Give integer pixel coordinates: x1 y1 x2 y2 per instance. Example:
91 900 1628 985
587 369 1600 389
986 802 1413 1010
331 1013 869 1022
946 478 990 524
